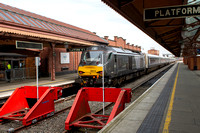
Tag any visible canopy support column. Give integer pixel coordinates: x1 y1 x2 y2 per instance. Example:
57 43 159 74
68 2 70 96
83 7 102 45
50 43 56 81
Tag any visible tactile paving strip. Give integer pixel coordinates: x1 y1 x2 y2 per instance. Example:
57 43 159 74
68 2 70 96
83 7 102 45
137 65 178 133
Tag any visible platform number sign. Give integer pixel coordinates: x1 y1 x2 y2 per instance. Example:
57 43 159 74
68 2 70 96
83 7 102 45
144 4 200 21
35 57 41 66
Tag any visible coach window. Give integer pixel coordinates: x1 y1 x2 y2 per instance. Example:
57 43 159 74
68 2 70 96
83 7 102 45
140 57 144 67
132 56 136 69
118 56 127 70
107 53 112 61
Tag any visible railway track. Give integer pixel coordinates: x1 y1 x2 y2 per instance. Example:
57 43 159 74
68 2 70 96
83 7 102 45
0 64 173 133
13 107 72 133
0 95 76 133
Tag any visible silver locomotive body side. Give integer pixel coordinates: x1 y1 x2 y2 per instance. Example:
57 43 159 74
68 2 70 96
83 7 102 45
105 52 145 76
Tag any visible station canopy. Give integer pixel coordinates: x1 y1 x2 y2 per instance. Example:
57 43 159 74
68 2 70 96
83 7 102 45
0 3 107 47
102 0 200 57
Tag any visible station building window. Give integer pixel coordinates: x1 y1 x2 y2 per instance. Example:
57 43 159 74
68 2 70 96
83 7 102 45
0 52 27 81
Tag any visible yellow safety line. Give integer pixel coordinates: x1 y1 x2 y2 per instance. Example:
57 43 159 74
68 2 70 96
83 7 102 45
162 64 180 133
37 79 67 86
0 88 15 92
0 79 67 93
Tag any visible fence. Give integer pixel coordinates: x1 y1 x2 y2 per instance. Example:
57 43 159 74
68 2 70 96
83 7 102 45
0 67 36 81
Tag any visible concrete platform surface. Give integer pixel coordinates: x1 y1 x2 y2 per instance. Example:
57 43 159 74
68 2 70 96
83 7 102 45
0 73 78 99
100 62 200 133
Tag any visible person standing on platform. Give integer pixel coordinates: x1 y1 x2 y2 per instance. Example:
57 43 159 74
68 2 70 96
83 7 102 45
6 62 11 82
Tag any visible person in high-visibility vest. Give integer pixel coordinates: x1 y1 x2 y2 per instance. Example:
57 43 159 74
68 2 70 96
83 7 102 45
6 62 11 82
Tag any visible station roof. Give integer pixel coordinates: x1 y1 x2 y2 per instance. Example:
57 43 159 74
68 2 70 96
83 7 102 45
102 0 200 57
0 3 107 46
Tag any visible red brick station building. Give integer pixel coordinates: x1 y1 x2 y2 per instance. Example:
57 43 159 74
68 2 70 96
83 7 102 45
0 3 141 81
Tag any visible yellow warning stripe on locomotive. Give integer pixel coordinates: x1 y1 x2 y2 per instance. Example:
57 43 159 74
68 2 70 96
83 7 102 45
78 66 103 76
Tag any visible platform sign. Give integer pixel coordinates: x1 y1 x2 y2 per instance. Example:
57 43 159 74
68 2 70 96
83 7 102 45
16 41 43 50
144 4 200 21
66 48 86 52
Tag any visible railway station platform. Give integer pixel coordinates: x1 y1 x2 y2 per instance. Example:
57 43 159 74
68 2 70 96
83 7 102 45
0 73 78 99
100 62 200 133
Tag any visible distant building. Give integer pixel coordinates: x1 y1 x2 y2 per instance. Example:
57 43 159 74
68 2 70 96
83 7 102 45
148 48 159 56
104 36 141 52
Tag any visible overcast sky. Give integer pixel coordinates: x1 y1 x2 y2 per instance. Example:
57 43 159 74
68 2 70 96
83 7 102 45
0 0 172 56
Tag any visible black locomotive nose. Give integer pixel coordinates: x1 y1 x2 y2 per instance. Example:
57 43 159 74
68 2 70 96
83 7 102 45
89 79 94 86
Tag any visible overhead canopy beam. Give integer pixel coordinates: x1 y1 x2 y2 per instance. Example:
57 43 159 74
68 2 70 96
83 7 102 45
147 24 182 28
191 27 200 42
146 18 182 28
145 20 160 26
119 0 135 8
157 27 182 38
163 34 179 41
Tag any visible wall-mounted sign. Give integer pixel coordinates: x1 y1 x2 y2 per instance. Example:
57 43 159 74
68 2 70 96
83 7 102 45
16 41 43 50
144 4 200 21
60 52 70 64
66 48 86 52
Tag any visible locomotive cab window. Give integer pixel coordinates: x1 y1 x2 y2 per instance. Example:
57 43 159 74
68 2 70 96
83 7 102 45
83 51 103 63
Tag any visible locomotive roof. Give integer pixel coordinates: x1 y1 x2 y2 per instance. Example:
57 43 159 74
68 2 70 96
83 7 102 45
86 45 141 55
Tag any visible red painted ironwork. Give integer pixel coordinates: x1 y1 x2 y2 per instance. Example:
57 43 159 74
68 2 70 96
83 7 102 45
0 86 62 125
65 87 131 130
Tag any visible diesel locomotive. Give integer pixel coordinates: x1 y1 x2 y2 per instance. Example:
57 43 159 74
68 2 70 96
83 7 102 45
75 45 174 86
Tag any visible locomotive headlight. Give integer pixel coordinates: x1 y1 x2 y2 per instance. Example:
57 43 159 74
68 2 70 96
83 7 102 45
79 71 85 74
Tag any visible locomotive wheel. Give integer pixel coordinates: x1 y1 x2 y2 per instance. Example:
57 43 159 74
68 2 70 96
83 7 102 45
118 77 123 86
112 78 118 87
